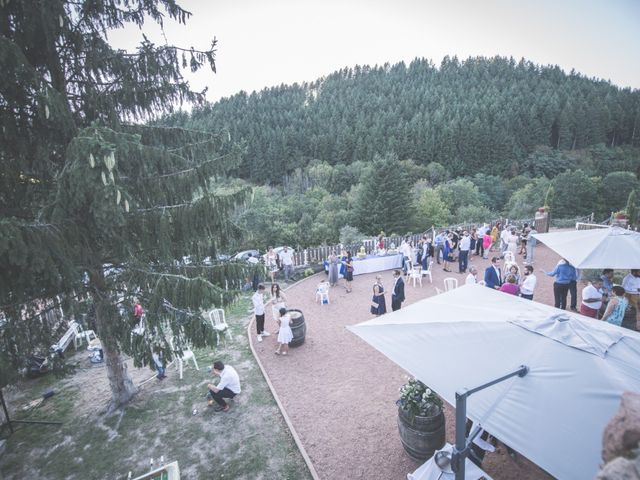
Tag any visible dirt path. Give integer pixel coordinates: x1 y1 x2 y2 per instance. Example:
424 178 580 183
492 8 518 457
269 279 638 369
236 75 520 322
252 242 569 479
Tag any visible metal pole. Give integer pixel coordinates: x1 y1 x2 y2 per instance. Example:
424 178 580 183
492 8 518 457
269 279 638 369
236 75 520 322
453 389 468 480
0 389 13 433
451 365 529 480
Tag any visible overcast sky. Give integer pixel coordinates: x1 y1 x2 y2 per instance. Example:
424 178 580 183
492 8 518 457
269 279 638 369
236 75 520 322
109 0 640 104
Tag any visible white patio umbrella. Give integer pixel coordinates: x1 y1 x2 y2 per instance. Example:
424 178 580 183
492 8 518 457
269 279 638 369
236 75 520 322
532 226 640 269
348 285 640 480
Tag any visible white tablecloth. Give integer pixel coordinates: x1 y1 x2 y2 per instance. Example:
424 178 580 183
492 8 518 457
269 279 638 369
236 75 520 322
407 443 493 480
352 254 403 276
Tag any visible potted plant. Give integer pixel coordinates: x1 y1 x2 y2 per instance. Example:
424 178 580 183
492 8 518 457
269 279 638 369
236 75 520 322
396 379 446 461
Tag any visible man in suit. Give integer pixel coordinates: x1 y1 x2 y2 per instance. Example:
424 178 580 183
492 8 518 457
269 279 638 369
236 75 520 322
391 269 405 311
484 257 503 290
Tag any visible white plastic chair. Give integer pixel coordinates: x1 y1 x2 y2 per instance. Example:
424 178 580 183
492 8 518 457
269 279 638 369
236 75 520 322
168 337 199 380
444 277 459 292
435 287 444 295
208 308 230 346
409 265 422 287
315 282 330 304
421 260 433 284
176 348 199 380
503 251 515 263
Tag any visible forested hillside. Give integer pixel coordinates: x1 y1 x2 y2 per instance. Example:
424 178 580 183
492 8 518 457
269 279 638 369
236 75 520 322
168 56 639 183
163 56 640 249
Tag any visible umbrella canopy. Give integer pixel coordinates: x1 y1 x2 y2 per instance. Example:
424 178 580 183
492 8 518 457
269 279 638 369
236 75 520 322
532 226 640 269
348 285 640 480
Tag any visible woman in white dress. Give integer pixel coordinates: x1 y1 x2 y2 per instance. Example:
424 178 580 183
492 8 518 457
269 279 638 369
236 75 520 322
265 246 279 283
275 307 293 355
506 228 519 257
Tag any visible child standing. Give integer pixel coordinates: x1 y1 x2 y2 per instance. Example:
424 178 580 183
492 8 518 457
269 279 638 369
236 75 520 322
275 307 293 356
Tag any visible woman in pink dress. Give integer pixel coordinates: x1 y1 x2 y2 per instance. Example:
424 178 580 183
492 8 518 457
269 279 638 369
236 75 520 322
499 275 520 296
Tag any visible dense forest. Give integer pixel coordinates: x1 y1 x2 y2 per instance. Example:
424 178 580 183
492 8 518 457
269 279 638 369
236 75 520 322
163 56 640 250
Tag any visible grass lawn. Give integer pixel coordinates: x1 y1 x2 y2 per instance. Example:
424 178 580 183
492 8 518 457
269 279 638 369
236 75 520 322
0 295 312 480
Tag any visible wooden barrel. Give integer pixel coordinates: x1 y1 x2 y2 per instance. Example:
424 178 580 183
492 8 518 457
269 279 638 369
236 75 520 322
287 309 306 347
397 406 446 462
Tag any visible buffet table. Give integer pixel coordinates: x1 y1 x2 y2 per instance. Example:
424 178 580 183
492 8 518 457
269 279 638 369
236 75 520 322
323 253 403 277
352 253 403 276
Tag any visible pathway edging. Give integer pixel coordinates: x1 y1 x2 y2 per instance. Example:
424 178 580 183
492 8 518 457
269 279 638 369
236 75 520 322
246 275 322 480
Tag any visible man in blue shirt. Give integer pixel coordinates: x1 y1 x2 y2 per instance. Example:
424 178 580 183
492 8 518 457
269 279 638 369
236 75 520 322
544 260 577 310
434 231 446 265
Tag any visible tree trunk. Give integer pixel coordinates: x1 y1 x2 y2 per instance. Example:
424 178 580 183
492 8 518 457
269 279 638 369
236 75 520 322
92 291 137 412
102 340 137 412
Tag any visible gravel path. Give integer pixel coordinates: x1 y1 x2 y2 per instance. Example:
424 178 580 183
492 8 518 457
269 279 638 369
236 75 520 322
251 240 580 480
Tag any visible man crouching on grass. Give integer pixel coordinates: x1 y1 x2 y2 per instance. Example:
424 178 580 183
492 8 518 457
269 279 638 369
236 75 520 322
207 361 241 412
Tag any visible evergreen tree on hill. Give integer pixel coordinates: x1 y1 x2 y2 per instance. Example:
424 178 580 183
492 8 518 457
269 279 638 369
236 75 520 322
354 154 409 235
0 0 251 410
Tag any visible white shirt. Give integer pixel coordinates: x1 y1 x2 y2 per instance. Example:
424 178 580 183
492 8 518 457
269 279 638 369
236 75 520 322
581 284 602 309
216 365 241 394
247 256 259 265
252 291 265 315
400 241 411 257
465 273 477 285
279 249 294 266
460 236 471 251
520 274 537 295
500 229 510 242
622 273 640 295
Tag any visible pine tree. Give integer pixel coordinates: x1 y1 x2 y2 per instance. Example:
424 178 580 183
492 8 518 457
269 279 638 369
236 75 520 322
353 154 409 235
0 0 252 410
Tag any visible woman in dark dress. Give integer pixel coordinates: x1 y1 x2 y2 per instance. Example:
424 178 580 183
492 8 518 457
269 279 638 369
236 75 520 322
442 233 454 272
344 251 354 293
370 275 387 316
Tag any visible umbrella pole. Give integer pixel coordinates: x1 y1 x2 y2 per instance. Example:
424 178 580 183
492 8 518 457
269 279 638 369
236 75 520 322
451 365 529 480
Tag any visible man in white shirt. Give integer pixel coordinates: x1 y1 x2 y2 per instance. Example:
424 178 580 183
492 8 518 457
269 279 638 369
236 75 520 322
207 361 241 412
580 278 603 318
465 266 478 285
458 231 471 273
519 265 537 300
500 226 510 253
252 284 269 342
279 247 294 282
622 269 640 311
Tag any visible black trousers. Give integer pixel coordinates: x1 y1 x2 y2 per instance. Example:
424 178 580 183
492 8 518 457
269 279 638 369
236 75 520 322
520 293 534 300
475 241 484 257
209 387 236 407
553 283 570 309
569 280 577 309
255 313 265 334
392 297 402 311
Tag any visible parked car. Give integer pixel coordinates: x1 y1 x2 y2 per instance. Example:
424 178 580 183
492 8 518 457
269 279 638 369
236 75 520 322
232 249 261 262
263 247 297 267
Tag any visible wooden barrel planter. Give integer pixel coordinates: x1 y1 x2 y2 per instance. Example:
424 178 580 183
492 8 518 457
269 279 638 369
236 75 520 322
397 406 446 462
287 309 306 347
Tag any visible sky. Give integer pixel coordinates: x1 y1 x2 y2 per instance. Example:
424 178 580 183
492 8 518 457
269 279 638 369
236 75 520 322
109 0 640 104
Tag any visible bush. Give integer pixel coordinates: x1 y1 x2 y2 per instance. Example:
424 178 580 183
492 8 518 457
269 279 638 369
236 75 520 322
304 268 315 277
